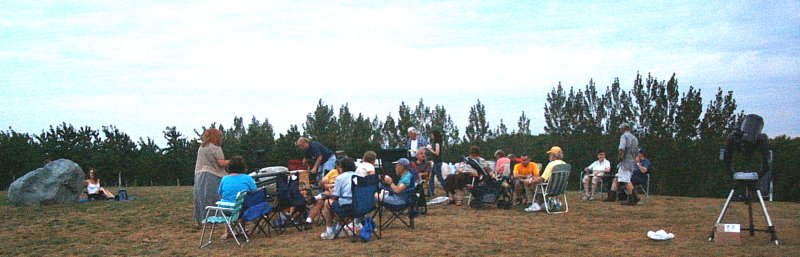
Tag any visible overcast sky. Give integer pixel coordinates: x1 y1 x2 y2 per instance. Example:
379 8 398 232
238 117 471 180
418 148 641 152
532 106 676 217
2 1 798 146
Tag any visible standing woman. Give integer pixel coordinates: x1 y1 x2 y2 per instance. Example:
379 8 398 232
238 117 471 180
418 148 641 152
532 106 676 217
193 128 230 228
427 130 445 197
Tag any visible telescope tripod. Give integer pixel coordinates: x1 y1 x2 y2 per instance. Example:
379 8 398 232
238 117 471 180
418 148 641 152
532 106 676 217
709 180 779 245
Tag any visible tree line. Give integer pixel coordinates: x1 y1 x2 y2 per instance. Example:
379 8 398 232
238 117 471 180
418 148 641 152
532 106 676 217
2 72 797 201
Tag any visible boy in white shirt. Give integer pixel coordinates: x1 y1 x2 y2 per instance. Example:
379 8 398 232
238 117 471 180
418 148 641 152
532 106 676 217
582 150 611 200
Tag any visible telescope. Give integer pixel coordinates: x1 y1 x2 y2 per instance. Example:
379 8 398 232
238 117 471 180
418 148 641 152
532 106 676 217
710 114 779 245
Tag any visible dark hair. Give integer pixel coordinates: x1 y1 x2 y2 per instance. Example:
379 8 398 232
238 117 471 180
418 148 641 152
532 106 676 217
228 155 247 174
340 157 357 172
431 130 443 144
469 145 480 155
597 149 605 155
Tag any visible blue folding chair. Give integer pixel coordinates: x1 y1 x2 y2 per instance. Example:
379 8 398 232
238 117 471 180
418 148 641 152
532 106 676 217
376 176 417 238
333 174 379 241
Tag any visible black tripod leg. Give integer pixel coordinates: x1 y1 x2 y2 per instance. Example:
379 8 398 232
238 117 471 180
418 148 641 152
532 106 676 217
710 189 736 241
756 190 780 245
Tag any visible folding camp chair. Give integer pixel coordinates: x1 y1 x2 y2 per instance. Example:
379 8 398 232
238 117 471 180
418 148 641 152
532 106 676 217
634 173 650 199
333 174 379 241
270 173 309 233
376 179 417 238
199 191 249 248
245 188 275 238
534 164 570 214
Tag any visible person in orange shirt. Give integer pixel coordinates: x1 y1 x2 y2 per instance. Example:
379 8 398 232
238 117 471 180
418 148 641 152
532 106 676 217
512 153 540 206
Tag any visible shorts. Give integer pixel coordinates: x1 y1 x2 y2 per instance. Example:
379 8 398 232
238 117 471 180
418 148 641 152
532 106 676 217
381 194 408 206
616 167 632 183
331 201 352 217
582 174 603 184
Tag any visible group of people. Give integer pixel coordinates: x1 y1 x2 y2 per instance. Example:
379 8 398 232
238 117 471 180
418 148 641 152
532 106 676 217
579 123 651 205
191 122 652 241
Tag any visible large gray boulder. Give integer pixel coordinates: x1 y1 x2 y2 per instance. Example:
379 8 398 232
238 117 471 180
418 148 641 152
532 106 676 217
7 159 85 206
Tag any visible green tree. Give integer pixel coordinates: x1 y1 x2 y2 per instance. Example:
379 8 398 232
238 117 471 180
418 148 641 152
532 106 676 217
700 88 739 142
674 86 703 141
517 111 531 135
303 99 339 150
544 82 568 134
0 129 44 186
464 99 490 143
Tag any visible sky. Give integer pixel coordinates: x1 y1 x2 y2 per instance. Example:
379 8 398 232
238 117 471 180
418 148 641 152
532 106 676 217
2 0 798 146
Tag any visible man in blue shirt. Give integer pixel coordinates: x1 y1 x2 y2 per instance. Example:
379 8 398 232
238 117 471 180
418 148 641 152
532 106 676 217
296 137 336 183
320 158 357 240
630 148 651 198
406 127 429 161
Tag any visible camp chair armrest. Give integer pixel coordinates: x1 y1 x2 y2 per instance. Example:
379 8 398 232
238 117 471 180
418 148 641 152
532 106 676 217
215 201 235 207
205 206 234 211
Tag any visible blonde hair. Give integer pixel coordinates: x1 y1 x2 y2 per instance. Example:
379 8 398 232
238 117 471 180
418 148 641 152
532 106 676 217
362 151 377 163
202 128 223 147
296 137 311 146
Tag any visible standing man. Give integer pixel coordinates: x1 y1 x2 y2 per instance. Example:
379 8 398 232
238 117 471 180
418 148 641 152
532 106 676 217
296 137 337 183
606 123 640 205
406 127 429 161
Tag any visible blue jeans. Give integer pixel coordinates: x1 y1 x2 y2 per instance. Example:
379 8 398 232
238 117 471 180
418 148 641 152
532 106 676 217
316 156 337 182
428 160 445 196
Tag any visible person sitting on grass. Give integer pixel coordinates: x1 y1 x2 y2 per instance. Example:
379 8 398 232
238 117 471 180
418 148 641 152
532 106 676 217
217 155 256 240
84 167 115 200
525 146 567 212
320 157 358 240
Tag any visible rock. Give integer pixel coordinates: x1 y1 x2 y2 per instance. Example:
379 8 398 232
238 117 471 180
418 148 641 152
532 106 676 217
7 159 86 206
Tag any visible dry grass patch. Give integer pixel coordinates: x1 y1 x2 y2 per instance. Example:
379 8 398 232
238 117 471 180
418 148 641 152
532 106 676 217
1 187 798 256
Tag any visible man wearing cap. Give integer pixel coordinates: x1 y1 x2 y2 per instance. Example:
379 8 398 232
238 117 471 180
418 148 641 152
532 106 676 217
377 158 416 206
525 146 567 212
604 123 640 205
630 148 651 191
405 127 429 160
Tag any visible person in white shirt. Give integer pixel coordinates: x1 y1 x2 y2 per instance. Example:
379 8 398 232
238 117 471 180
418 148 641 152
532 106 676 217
582 150 611 200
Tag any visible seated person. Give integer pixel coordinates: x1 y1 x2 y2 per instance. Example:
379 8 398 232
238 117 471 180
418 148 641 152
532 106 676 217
512 153 540 206
494 150 511 177
320 158 358 240
307 159 343 226
84 167 115 200
376 158 416 206
604 148 649 204
444 146 492 206
581 150 611 201
217 155 257 240
355 151 377 176
525 146 567 212
414 149 432 186
630 149 651 189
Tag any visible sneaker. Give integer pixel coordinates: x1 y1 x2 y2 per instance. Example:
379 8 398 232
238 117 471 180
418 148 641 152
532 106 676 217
320 231 335 240
524 203 541 212
620 200 637 206
581 195 589 201
588 195 595 201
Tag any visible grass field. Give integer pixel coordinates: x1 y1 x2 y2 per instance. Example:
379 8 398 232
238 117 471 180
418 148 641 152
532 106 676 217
1 186 797 256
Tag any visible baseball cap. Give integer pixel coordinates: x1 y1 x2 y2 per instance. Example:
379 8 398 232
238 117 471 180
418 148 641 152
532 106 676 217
407 127 416 133
546 146 563 154
392 158 411 169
